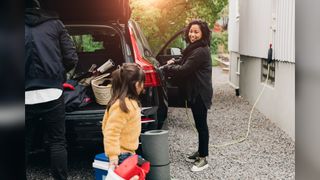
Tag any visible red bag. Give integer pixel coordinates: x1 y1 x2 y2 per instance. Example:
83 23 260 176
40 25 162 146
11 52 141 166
114 155 150 180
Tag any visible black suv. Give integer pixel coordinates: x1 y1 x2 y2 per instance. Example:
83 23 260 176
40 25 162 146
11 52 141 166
36 0 187 149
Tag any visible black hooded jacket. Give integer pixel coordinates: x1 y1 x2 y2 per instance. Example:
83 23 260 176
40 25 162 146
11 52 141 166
25 8 78 90
164 41 213 109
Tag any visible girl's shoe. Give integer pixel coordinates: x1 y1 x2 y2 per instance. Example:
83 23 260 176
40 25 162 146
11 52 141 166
191 157 209 172
185 151 199 163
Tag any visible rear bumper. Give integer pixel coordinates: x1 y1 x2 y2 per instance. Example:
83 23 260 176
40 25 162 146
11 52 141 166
65 110 104 147
65 106 158 148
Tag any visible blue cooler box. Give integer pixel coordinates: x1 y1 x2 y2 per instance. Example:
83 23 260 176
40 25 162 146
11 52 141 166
92 153 109 180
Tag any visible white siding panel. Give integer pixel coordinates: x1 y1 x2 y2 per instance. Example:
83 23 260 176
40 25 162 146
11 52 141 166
239 0 272 59
238 0 295 63
228 0 240 52
274 0 295 62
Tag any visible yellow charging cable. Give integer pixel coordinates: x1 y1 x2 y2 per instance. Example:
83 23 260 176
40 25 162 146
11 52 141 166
185 65 271 148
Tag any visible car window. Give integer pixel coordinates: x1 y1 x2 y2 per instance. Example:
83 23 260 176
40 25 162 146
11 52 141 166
66 26 126 69
129 23 145 56
71 34 104 52
163 33 186 55
129 21 159 66
133 22 153 56
68 26 121 54
125 43 134 62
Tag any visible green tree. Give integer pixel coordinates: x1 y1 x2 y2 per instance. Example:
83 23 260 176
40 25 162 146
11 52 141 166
130 0 228 54
211 31 228 54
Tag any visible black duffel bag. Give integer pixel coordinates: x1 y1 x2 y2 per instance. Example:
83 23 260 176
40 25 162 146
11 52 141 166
63 80 93 112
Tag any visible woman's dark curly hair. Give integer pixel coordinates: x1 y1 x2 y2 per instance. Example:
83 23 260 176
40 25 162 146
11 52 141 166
184 19 211 46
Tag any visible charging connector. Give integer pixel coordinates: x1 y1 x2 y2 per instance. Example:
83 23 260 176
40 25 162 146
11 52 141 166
267 44 273 64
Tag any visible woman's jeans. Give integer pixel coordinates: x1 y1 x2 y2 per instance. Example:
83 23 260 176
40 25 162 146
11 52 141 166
26 96 68 180
190 95 209 157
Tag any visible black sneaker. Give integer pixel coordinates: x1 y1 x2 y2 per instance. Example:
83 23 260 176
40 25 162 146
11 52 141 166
191 157 209 172
186 151 199 163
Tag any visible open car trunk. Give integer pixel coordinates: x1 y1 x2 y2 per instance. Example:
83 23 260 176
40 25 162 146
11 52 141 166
65 25 127 112
42 0 132 113
30 0 163 149
63 25 128 147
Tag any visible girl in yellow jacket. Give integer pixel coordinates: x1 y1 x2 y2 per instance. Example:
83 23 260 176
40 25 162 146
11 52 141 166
102 63 145 170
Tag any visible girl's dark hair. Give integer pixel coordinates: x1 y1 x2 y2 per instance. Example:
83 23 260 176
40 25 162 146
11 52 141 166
106 63 145 113
184 19 211 46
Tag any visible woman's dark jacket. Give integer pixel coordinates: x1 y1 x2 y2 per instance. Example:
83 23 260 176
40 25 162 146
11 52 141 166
25 8 78 90
164 41 213 109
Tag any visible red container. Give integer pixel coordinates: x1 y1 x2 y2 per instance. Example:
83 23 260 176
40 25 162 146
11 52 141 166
114 155 150 180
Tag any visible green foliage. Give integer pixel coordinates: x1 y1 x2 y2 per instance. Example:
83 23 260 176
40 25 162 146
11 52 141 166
210 31 228 54
130 0 228 54
211 54 220 66
72 35 104 52
187 0 228 26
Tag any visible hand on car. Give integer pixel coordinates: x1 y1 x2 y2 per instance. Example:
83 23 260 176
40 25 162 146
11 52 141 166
166 58 175 65
159 64 168 72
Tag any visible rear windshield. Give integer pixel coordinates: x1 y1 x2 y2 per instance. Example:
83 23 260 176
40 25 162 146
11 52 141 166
71 34 104 53
67 26 125 73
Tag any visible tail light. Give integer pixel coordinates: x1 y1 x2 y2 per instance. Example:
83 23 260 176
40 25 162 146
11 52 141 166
128 26 160 87
142 65 160 87
141 117 155 124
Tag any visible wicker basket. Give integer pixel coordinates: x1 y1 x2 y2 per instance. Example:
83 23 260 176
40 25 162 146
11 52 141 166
91 73 112 105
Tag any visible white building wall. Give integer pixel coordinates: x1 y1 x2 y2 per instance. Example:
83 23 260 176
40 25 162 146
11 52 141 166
239 0 272 58
239 56 295 139
273 0 295 62
228 0 295 139
228 0 240 52
228 0 240 89
238 0 295 62
229 52 240 89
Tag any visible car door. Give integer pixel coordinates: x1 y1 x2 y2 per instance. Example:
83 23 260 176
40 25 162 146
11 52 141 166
156 29 189 107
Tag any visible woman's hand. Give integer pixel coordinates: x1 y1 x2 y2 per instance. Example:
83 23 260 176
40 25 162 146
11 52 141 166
108 159 119 170
166 58 175 65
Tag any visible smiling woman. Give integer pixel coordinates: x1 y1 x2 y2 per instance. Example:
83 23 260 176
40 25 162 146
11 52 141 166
161 19 213 172
188 24 203 43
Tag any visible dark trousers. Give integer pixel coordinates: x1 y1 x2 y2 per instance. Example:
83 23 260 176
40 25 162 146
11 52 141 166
26 96 67 180
190 95 209 157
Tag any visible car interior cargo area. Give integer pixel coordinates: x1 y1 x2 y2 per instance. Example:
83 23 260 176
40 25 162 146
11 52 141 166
64 26 126 112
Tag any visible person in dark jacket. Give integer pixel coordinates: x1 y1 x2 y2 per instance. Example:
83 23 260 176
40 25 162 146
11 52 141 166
25 0 78 179
161 19 213 172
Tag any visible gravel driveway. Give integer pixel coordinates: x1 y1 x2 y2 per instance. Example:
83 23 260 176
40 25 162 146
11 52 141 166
27 66 295 179
168 67 295 179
